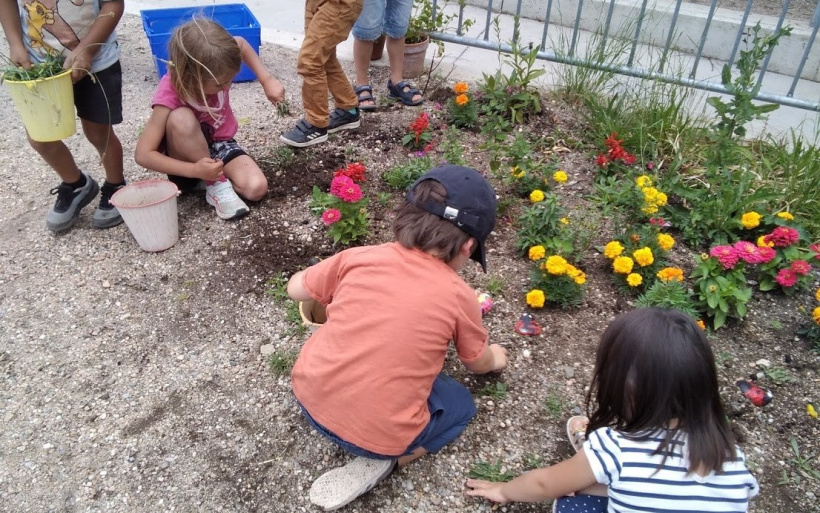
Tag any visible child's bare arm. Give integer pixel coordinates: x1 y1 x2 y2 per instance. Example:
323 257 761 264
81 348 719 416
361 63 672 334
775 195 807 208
234 36 285 104
0 0 29 67
466 450 598 503
63 0 124 81
462 344 507 374
134 106 223 181
287 271 313 302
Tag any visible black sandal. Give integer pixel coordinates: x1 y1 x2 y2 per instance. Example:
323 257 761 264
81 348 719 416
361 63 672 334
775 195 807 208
387 80 424 106
354 84 378 111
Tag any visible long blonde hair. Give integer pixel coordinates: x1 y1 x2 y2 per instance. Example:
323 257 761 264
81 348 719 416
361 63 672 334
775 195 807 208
167 17 241 110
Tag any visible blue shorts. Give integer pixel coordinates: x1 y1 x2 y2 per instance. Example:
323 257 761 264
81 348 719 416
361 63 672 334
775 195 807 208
299 374 477 459
554 494 608 513
352 0 413 41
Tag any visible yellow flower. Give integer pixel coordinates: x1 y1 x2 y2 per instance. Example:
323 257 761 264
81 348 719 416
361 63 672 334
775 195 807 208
567 267 587 285
642 187 659 203
657 267 684 282
528 245 546 261
808 403 818 419
815 288 820 302
654 192 668 207
696 319 706 330
756 235 774 248
776 211 794 221
657 233 675 251
545 255 569 275
642 205 659 215
814 306 820 325
455 93 469 106
560 217 570 225
526 289 546 308
604 241 624 259
626 273 643 287
453 82 469 94
529 189 545 203
633 247 655 267
613 256 634 274
741 211 762 229
553 170 568 183
635 175 652 188
511 166 525 179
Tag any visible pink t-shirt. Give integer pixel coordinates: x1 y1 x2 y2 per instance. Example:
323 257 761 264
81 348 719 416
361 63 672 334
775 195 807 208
151 74 238 141
291 242 489 456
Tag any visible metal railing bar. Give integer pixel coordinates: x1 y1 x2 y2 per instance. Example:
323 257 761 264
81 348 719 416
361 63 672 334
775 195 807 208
627 0 650 67
756 0 791 88
660 0 684 73
728 0 755 69
570 0 585 57
690 0 719 78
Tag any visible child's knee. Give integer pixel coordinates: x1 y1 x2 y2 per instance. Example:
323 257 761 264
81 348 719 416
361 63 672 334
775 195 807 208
243 174 268 201
166 107 200 137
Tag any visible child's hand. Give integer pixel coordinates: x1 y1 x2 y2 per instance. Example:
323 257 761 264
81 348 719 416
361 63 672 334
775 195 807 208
194 157 224 182
261 76 285 104
465 479 509 503
63 48 92 83
489 344 508 372
9 46 31 69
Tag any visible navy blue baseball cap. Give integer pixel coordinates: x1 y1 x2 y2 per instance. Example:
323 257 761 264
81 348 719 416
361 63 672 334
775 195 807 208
407 165 497 272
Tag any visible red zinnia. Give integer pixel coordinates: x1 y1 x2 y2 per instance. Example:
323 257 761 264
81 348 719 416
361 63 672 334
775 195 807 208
764 226 799 247
776 268 798 287
321 208 341 225
710 245 739 270
790 259 811 275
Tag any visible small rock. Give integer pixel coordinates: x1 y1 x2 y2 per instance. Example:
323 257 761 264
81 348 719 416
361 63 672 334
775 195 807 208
755 359 771 368
260 344 275 357
564 367 575 379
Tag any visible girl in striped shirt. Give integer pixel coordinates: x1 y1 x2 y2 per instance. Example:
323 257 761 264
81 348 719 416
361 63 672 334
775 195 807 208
466 308 759 512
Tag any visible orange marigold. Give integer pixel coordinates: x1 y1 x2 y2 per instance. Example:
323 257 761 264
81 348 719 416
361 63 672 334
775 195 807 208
453 82 469 94
455 94 469 106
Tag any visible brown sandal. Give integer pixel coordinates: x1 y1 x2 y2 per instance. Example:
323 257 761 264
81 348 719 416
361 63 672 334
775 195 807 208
566 416 588 453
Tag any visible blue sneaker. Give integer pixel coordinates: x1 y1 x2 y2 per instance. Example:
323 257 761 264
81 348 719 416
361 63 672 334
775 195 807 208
46 172 99 232
280 119 328 148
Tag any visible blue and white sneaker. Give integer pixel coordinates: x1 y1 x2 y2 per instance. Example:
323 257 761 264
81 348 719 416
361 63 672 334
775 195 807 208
280 119 328 148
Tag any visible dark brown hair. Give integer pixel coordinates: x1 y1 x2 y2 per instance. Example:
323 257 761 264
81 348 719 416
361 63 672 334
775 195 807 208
168 18 241 111
393 179 471 263
585 308 737 474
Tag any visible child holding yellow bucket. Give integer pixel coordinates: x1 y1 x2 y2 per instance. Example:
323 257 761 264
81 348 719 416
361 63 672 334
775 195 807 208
0 0 127 232
134 18 285 220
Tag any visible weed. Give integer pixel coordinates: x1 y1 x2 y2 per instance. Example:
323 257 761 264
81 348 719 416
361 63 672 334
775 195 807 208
478 382 508 400
769 319 783 330
715 351 734 366
265 146 296 168
544 393 565 419
265 273 290 302
635 281 699 319
485 276 505 297
467 459 515 482
383 155 432 190
376 191 392 207
284 302 307 337
781 436 820 486
523 453 543 469
275 99 291 118
764 366 792 386
1 53 65 82
268 349 299 376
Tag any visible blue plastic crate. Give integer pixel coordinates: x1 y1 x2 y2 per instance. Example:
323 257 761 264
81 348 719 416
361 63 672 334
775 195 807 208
140 4 261 83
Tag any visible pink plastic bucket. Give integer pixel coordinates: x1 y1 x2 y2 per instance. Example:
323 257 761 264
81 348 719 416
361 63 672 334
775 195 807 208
110 179 180 252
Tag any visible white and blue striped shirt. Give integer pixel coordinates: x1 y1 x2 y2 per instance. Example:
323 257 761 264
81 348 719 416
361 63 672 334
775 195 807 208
584 427 759 512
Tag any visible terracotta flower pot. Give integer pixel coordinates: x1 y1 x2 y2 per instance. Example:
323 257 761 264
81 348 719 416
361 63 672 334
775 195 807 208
402 36 430 79
370 34 387 61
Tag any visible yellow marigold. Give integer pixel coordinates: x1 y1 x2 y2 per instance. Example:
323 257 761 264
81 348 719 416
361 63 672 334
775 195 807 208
813 306 820 325
570 269 587 285
529 189 545 203
757 235 774 248
511 166 525 179
642 205 659 215
696 319 706 330
642 187 659 203
636 175 653 188
654 192 668 207
633 247 655 267
627 273 643 287
553 170 568 183
776 211 795 221
741 211 762 229
657 233 675 251
455 93 469 106
545 255 569 275
604 241 624 259
816 288 820 302
613 256 634 274
526 289 546 308
657 267 684 282
453 82 469 94
528 245 546 261
560 217 570 225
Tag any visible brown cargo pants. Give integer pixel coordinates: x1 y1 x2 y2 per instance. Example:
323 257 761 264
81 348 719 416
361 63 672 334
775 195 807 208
298 0 364 128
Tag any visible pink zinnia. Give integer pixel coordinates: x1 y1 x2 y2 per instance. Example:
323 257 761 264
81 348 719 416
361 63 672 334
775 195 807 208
756 246 776 263
733 241 764 264
810 243 820 259
321 208 341 225
776 268 798 287
764 226 799 247
791 259 811 275
330 175 354 197
337 181 363 203
710 245 739 269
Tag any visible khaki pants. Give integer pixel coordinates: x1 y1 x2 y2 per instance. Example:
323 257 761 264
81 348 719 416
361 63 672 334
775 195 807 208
299 0 364 128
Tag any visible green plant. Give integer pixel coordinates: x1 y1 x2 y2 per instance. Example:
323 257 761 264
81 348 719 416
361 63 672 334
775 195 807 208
439 125 466 165
485 276 505 297
523 453 543 469
543 393 565 419
447 81 478 129
706 23 793 164
405 0 473 53
781 436 820 486
526 253 586 309
382 154 432 190
478 382 508 400
310 163 370 245
402 111 433 150
467 460 515 482
264 146 296 168
1 53 65 82
265 272 290 302
635 280 698 318
268 349 299 376
600 222 676 294
284 302 307 337
275 99 291 118
376 191 392 207
479 37 544 124
763 366 792 386
691 253 753 330
515 193 570 255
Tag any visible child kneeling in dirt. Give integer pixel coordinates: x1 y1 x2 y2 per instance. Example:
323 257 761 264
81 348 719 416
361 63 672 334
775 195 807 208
134 18 284 220
287 165 508 511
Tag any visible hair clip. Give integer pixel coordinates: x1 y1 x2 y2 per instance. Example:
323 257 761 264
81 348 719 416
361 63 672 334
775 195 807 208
514 313 541 336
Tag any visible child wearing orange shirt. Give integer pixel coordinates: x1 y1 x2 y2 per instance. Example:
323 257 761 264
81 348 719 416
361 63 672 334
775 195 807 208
287 165 507 511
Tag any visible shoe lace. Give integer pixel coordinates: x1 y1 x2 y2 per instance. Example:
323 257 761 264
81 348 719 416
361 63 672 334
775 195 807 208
49 183 75 212
98 183 122 209
211 180 240 203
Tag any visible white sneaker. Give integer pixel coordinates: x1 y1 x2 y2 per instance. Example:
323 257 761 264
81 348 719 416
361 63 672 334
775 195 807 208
205 178 249 220
309 457 395 511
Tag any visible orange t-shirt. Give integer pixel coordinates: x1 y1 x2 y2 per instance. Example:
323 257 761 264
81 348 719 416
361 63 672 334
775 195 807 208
291 242 488 456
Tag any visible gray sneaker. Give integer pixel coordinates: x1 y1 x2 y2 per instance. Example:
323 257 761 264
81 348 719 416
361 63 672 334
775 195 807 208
92 181 125 229
46 172 99 232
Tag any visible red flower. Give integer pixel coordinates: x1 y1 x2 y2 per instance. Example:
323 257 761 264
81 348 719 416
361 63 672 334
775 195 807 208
595 154 610 167
604 132 622 148
810 243 820 259
734 241 765 264
622 153 637 165
333 162 366 183
756 246 776 263
764 226 799 247
776 268 798 287
321 208 341 225
710 245 739 270
790 259 811 275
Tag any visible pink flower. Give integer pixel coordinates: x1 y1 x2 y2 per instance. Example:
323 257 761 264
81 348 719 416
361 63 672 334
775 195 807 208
756 246 776 263
646 161 655 171
710 245 740 269
790 259 811 275
337 181 363 203
764 226 799 247
776 268 798 287
321 208 341 225
811 243 820 259
733 241 765 264
330 175 354 197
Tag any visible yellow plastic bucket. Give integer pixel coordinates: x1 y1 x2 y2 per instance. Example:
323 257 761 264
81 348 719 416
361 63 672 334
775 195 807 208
5 69 76 142
299 299 327 333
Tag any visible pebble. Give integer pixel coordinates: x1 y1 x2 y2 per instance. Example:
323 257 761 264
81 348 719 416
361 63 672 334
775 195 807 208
755 359 771 368
260 344 275 356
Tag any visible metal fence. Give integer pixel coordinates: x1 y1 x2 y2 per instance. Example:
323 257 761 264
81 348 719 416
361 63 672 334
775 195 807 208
429 0 820 111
